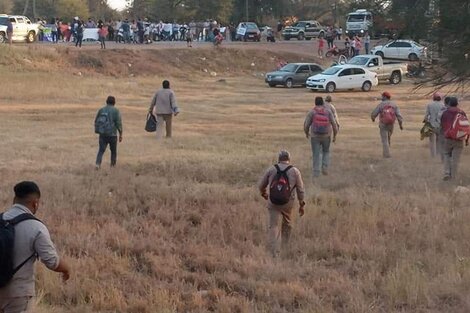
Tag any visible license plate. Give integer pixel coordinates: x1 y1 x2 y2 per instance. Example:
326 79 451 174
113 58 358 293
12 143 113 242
248 35 254 37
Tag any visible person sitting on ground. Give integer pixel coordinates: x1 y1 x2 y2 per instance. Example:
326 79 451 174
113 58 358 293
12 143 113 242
0 181 71 312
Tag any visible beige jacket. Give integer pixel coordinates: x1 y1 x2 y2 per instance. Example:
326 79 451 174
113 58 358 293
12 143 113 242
149 88 179 115
258 162 305 210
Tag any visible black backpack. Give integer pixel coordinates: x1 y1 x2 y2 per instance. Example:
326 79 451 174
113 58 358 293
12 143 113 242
0 213 41 288
269 165 293 205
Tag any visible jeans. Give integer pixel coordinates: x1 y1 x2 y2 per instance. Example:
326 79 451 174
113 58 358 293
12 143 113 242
365 42 370 54
96 135 118 167
379 124 394 158
311 136 331 177
156 114 173 139
51 31 58 43
443 138 464 179
75 34 83 47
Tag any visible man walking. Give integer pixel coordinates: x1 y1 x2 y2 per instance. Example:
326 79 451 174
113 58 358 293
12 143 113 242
0 181 70 313
371 92 403 158
258 151 305 257
304 97 338 178
95 96 123 169
6 18 13 45
440 97 469 181
149 80 180 139
324 95 340 130
424 93 445 158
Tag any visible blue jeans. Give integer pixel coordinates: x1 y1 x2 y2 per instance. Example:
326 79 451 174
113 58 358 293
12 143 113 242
96 135 118 167
311 137 331 177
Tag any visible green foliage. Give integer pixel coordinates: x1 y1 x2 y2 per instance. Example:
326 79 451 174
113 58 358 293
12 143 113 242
0 0 14 14
56 0 90 21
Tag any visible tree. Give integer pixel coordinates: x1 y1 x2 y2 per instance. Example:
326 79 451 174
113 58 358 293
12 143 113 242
0 0 14 13
56 0 89 21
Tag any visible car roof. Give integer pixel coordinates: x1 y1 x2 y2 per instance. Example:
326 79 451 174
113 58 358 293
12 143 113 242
328 64 370 70
287 63 322 66
297 20 317 23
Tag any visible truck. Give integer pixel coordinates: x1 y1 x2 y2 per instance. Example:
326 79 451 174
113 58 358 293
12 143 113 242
0 15 40 43
282 20 325 41
346 55 408 85
345 9 373 37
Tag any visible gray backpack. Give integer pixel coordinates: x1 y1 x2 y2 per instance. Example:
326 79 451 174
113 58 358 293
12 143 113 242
95 110 115 135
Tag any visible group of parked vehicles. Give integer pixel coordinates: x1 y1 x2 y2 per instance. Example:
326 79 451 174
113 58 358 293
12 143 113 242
265 54 412 93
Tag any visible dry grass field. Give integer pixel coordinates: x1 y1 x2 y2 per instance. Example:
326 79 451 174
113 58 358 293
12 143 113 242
1 45 470 313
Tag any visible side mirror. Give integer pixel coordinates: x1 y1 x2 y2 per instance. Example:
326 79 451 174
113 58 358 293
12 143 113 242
368 63 375 67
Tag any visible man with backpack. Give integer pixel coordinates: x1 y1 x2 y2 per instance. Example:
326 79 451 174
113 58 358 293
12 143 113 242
424 93 445 158
0 181 70 313
371 92 403 158
304 97 338 178
440 97 469 181
258 151 305 257
95 96 123 169
149 80 180 139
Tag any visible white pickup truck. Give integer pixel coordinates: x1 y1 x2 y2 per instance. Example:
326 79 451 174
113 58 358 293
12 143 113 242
346 55 408 85
0 15 40 43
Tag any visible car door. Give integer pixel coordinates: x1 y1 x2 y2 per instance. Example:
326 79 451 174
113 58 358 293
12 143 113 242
384 41 399 59
396 41 413 59
309 64 322 76
293 65 309 85
336 68 354 89
367 57 385 79
14 17 27 38
350 68 367 88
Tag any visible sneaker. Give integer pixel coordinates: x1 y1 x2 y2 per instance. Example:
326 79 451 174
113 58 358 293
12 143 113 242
443 175 451 181
95 165 100 170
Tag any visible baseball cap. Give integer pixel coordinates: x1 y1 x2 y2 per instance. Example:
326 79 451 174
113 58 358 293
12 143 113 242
382 91 392 99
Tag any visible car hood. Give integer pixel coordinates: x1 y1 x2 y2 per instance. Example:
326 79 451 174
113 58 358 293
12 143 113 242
284 26 302 31
371 45 383 51
307 74 330 80
266 71 291 76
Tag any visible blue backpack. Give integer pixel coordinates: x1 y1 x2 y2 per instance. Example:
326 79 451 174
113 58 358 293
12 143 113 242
95 110 115 135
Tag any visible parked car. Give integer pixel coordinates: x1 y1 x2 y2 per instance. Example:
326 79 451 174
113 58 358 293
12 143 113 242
265 63 323 88
306 65 378 93
371 39 427 61
236 22 261 42
281 20 325 40
0 15 40 43
347 55 408 84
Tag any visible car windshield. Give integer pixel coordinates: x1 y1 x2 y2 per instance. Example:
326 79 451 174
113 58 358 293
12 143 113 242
348 57 369 66
279 64 298 72
0 17 8 25
322 67 342 75
245 23 258 30
347 14 366 22
293 22 306 28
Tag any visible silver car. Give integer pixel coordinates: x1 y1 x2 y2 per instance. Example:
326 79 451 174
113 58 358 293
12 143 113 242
265 63 323 88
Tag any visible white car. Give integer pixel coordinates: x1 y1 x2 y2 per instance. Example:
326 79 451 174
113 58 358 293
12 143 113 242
371 39 427 61
306 65 378 93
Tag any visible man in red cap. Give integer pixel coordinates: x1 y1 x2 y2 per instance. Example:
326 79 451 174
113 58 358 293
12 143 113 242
371 92 404 158
424 92 445 159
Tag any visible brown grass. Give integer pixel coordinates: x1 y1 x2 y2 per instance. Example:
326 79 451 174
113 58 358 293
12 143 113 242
1 45 470 313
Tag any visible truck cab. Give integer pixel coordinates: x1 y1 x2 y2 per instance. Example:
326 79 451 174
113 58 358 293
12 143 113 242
6 15 39 43
282 20 325 40
347 55 408 84
346 9 373 37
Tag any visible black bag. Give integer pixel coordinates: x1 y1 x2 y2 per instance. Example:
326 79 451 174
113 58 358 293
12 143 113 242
145 113 157 132
269 165 293 205
0 213 41 288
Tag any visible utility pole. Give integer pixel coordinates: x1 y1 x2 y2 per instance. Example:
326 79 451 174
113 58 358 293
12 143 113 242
245 0 249 21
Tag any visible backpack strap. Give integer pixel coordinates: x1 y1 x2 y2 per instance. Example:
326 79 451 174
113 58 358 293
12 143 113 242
281 165 293 174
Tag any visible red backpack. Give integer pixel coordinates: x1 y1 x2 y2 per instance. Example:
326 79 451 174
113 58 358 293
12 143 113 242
445 111 470 140
380 104 396 125
269 165 293 205
312 107 330 135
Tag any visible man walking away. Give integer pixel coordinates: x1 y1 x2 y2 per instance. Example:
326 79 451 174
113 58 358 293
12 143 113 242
0 181 70 313
258 151 305 257
95 96 123 169
371 92 404 158
304 97 338 178
75 20 84 48
424 93 445 158
6 19 13 46
324 95 340 130
440 97 470 181
149 80 180 139
364 32 371 54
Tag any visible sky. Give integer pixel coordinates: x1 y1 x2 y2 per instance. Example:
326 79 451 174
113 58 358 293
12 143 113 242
108 0 127 10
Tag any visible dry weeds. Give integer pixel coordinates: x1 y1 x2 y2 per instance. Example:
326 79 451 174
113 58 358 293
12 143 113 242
1 45 470 313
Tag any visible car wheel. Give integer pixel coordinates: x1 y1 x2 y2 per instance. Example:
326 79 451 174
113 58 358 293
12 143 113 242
306 37 312 41
0 32 5 44
390 71 401 85
298 33 304 40
26 31 36 43
375 51 384 58
409 53 418 61
284 37 290 41
268 83 276 88
326 82 336 93
362 81 372 92
285 78 293 88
